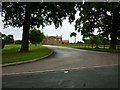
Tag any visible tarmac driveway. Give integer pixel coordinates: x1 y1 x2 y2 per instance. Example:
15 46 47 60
2 66 119 88
2 45 119 75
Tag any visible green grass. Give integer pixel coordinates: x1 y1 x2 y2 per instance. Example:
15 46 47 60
2 45 52 64
53 44 120 52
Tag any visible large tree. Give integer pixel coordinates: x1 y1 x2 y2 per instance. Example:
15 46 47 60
2 2 77 52
75 2 120 49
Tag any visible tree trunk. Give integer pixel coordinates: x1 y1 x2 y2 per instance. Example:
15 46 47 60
88 44 89 48
117 39 120 50
19 4 31 52
95 44 99 49
103 44 105 49
110 28 117 50
92 44 93 48
35 43 37 46
110 8 118 50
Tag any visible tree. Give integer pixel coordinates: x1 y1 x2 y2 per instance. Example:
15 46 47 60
75 2 120 49
99 34 109 49
2 34 14 44
77 41 83 44
70 32 77 43
2 2 77 52
89 35 101 49
83 39 91 48
29 29 44 45
6 34 14 43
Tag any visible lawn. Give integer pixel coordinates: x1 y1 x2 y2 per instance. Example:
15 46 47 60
2 44 52 64
53 44 120 52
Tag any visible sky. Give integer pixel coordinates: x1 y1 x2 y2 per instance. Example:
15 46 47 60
0 11 98 43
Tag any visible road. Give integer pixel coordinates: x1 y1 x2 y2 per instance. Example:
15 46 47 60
2 45 119 75
2 66 119 88
2 45 119 88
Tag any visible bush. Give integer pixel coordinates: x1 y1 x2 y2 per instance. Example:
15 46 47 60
15 40 22 44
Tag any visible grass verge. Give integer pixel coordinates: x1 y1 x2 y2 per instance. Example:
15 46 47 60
53 45 120 53
2 45 52 64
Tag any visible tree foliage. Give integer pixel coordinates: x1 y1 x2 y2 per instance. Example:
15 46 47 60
29 29 44 45
2 2 76 29
70 32 77 37
77 41 83 44
2 34 14 44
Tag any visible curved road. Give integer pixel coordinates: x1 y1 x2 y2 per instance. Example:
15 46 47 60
3 45 119 75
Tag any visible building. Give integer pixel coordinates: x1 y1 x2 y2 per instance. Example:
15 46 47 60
43 35 62 44
62 40 69 44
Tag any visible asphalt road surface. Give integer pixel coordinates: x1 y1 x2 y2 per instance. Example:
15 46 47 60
3 45 119 75
2 45 119 88
2 66 119 88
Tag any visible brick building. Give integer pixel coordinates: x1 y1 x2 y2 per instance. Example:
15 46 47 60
62 40 69 44
43 35 62 44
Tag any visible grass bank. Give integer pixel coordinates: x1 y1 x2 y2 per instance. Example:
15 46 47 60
53 44 120 53
2 45 52 64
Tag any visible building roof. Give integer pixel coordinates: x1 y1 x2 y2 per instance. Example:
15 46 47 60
62 40 69 43
48 36 57 38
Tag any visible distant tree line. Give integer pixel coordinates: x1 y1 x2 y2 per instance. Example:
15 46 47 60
1 29 45 48
1 34 14 48
76 34 120 49
83 35 109 49
2 34 14 44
